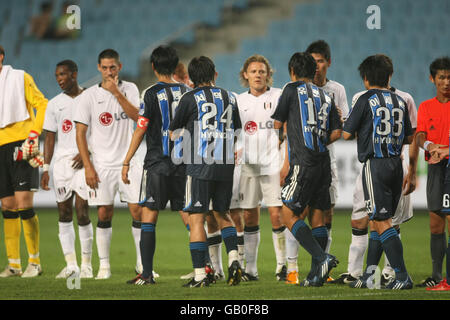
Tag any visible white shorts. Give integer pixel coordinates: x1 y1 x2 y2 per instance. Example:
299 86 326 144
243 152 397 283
230 165 241 210
328 144 339 206
239 173 282 209
52 156 88 203
87 163 142 206
351 159 413 225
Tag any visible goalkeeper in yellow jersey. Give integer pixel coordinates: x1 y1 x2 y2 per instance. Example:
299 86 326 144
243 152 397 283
0 45 48 278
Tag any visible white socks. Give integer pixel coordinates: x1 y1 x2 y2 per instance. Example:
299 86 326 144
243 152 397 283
326 228 332 253
207 230 224 275
132 225 142 269
96 226 112 269
348 233 368 278
244 226 260 276
59 221 76 259
286 229 299 272
272 228 287 273
59 221 93 267
237 231 245 269
228 249 239 267
194 267 206 281
78 222 93 266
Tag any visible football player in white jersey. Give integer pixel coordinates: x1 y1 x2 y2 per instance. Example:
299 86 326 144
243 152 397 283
236 55 289 281
284 40 349 284
41 60 93 279
333 55 419 287
74 49 143 279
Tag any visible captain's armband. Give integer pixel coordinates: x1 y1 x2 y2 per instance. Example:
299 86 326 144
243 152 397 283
137 116 149 130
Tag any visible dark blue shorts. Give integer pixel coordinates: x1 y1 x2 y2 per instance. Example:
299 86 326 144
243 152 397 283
281 161 331 216
183 176 233 213
139 169 185 211
362 157 403 221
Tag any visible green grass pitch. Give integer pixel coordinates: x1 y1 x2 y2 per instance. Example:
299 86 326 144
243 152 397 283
0 208 448 300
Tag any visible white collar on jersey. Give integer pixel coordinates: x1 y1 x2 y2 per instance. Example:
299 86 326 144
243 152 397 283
98 80 123 87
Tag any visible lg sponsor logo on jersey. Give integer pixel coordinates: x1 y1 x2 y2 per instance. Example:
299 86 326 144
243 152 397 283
244 120 274 135
98 112 129 126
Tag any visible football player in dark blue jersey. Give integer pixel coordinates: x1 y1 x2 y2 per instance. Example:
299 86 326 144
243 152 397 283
122 45 190 285
343 54 415 289
272 52 342 287
169 56 243 287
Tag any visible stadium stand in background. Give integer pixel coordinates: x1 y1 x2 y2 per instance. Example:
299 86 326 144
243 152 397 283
0 0 449 107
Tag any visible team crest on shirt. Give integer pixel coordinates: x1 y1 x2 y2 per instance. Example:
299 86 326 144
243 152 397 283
61 119 73 133
264 102 272 110
99 112 113 126
244 121 258 135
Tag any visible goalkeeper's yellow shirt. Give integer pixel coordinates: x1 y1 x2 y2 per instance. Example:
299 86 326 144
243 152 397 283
0 72 48 146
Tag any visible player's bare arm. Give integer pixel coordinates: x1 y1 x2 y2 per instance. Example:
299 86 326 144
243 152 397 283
403 130 419 195
280 140 289 186
273 120 283 130
335 105 344 122
103 75 139 122
122 122 147 184
75 122 100 189
415 131 445 153
328 129 342 145
342 131 354 140
40 130 56 190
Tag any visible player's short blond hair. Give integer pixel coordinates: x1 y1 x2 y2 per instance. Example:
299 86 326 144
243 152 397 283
239 54 274 88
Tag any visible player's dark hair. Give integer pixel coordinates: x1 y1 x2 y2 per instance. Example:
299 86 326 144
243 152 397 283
288 52 317 80
358 54 393 87
41 1 52 12
56 59 78 73
98 48 120 64
429 56 450 78
0 45 4 60
188 56 216 87
150 45 179 76
306 40 331 61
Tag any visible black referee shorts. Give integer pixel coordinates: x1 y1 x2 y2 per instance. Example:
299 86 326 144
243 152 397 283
443 165 450 215
427 160 447 213
139 169 186 211
362 157 403 221
0 140 39 199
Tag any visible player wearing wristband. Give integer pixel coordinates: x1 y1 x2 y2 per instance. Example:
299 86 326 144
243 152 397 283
0 45 48 278
415 56 450 289
40 60 94 279
123 45 190 285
